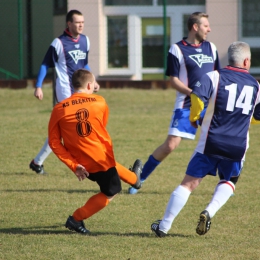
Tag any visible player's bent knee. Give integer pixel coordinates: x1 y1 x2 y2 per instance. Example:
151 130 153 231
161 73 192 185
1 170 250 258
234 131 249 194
164 140 180 153
107 194 117 201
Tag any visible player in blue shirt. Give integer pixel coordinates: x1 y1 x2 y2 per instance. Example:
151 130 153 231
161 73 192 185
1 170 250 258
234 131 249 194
151 41 260 237
129 12 221 194
30 10 99 174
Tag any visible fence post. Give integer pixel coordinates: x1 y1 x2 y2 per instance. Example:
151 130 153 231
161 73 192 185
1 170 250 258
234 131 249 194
18 0 24 79
163 0 167 80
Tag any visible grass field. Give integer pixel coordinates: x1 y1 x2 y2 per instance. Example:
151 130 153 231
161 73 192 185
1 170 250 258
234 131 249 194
0 87 260 260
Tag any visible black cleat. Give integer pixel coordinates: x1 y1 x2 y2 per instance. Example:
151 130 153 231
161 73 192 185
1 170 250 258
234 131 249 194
65 216 90 235
196 210 211 236
129 159 143 189
29 160 47 174
151 220 167 238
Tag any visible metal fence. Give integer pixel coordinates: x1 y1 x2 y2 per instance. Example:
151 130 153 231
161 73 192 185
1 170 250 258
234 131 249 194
0 0 58 80
1 0 170 80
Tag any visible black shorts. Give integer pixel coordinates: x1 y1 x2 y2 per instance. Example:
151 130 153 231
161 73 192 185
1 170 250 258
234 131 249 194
88 167 122 197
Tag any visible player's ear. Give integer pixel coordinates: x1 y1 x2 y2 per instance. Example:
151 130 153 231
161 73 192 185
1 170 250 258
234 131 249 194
244 57 250 69
193 23 199 32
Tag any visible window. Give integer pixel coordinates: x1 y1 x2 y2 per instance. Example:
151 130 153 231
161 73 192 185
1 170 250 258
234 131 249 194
182 14 189 38
107 16 128 68
242 0 260 37
53 0 67 15
142 18 170 68
105 0 153 5
251 48 260 67
158 0 205 5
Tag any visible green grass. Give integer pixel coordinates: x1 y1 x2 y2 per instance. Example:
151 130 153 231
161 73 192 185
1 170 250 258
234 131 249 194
0 87 260 260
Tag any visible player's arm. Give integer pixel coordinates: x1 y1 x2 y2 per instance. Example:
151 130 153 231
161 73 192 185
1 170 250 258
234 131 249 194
48 109 82 175
210 42 221 70
74 165 89 181
251 117 260 124
103 102 109 127
34 64 49 100
190 72 215 128
214 52 221 70
170 76 192 96
166 46 192 95
252 103 260 124
84 64 91 71
34 44 57 100
189 93 204 128
84 64 100 92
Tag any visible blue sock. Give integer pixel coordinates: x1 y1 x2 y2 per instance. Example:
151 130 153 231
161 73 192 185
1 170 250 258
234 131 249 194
140 155 161 181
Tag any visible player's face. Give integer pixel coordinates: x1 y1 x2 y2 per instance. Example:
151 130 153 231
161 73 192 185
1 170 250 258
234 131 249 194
195 17 211 42
68 14 84 37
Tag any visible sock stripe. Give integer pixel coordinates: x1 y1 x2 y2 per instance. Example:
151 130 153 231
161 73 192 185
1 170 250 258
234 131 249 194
218 180 235 192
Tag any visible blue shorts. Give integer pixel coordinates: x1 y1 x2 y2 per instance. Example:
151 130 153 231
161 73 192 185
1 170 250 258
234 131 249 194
168 108 205 139
186 152 243 180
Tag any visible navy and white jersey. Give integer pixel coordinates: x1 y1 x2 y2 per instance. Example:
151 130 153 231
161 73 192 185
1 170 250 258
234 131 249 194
41 29 90 102
193 66 260 161
166 38 220 110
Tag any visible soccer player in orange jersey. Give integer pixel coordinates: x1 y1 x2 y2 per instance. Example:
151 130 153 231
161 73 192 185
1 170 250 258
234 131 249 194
48 69 142 234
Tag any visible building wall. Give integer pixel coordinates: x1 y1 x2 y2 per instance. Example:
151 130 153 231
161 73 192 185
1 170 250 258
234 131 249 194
206 0 238 67
66 0 260 79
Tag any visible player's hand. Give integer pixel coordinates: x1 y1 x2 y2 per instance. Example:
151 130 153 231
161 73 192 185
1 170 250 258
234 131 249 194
190 120 198 129
198 117 203 126
34 88 43 100
94 82 100 92
75 164 89 181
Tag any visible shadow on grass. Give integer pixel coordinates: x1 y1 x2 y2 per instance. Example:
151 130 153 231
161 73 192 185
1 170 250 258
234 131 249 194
0 189 100 194
89 232 191 238
1 188 201 196
1 172 24 175
0 226 191 238
120 190 200 196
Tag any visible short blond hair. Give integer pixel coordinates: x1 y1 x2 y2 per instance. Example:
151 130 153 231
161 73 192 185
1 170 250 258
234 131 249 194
187 12 209 31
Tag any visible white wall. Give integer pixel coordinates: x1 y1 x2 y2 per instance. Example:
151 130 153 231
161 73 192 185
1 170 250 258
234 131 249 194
206 0 238 68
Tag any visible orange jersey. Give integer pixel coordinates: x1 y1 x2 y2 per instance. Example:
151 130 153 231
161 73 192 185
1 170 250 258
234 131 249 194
48 93 116 173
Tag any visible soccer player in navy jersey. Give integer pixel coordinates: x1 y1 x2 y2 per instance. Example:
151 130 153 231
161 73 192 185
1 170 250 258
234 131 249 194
129 12 221 194
151 41 260 237
30 10 99 174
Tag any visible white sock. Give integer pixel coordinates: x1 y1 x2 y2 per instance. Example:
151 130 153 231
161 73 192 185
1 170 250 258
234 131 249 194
34 138 52 165
159 185 191 233
205 181 235 218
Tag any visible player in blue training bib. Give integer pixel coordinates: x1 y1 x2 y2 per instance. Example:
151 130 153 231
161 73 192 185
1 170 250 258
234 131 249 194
129 12 220 194
30 10 99 175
